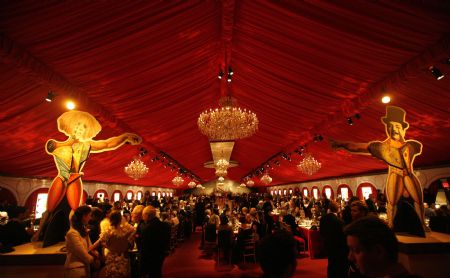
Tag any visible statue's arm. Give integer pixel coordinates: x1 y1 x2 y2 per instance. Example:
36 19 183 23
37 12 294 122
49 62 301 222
90 133 142 153
329 138 370 155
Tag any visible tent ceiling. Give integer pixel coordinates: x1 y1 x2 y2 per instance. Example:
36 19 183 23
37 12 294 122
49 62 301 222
1 1 449 189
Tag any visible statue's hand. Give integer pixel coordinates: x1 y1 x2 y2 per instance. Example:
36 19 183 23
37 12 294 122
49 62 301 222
126 133 142 145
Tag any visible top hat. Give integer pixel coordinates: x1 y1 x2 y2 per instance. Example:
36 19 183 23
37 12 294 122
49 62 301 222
381 106 409 129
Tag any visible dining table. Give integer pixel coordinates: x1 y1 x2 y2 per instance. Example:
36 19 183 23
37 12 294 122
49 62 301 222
297 225 327 259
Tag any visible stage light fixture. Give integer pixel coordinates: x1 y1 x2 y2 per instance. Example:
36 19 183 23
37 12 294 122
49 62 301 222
45 91 55 102
227 73 232 83
354 113 361 120
429 66 444 80
66 100 76 110
228 66 233 76
218 70 224 79
347 117 354 125
381 95 391 104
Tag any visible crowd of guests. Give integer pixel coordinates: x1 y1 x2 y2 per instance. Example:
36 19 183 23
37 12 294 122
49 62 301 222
1 191 450 277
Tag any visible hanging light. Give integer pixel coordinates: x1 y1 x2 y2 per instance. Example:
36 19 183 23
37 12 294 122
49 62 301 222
260 173 272 185
297 153 321 176
172 175 184 186
45 91 55 102
240 183 247 187
246 180 255 187
124 158 149 180
188 181 196 188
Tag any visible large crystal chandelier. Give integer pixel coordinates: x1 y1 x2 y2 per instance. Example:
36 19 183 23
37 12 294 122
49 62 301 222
216 158 230 169
297 153 321 175
124 158 148 180
198 96 258 141
260 173 272 185
215 168 228 177
188 181 197 188
246 179 255 187
172 175 184 186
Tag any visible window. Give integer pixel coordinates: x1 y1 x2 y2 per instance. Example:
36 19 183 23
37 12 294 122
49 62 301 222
283 189 287 196
289 189 293 195
303 188 308 197
324 188 332 199
162 192 166 197
137 191 142 200
270 190 274 195
340 187 349 201
313 188 318 199
169 192 173 197
126 191 133 200
35 193 48 219
151 192 156 196
361 186 372 200
96 192 105 202
157 192 161 199
113 192 121 202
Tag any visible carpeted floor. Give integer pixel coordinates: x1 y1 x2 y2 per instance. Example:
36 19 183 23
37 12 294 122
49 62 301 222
163 229 327 278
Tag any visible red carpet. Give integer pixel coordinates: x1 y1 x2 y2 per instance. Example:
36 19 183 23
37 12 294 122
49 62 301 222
163 229 327 278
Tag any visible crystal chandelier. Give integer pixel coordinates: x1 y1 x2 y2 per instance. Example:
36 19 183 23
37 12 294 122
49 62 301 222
172 175 184 186
246 180 255 187
124 158 148 180
215 168 228 177
198 96 258 141
240 183 247 187
260 173 272 185
216 158 230 169
188 181 196 188
297 153 321 175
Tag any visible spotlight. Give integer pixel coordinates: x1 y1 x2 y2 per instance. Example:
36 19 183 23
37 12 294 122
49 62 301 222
347 117 354 125
227 73 232 83
228 66 233 76
429 66 444 80
218 70 224 80
45 91 55 102
274 160 280 166
281 153 290 161
354 113 361 120
266 163 271 169
260 167 265 172
381 95 391 104
66 100 76 110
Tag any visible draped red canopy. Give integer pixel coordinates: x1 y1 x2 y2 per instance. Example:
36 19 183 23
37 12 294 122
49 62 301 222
1 1 449 189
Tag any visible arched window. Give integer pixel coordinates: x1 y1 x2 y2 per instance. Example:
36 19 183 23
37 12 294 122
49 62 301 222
137 191 143 201
322 185 334 200
270 190 274 195
157 192 161 199
162 192 166 197
278 189 282 196
151 191 156 197
283 189 287 196
357 183 377 200
112 190 123 202
126 190 134 201
169 192 173 197
302 187 309 197
337 184 353 201
312 187 319 199
25 188 49 219
289 188 293 195
94 189 108 202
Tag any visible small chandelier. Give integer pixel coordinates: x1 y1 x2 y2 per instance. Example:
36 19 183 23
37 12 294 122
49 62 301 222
240 183 247 187
297 153 321 175
246 180 255 187
260 173 272 185
216 158 230 169
188 181 196 188
215 168 228 177
172 175 184 186
198 96 258 141
124 158 148 180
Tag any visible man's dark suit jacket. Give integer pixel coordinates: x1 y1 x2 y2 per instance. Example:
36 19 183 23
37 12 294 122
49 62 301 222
319 213 347 258
140 217 171 260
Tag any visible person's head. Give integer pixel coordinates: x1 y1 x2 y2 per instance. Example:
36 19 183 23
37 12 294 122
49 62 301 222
351 201 368 221
220 215 229 226
109 210 122 228
131 205 144 223
101 203 113 218
113 201 121 210
328 201 339 214
213 208 219 216
241 207 248 214
258 230 297 278
142 205 156 222
205 209 211 216
57 110 101 141
71 205 92 237
344 216 398 277
90 206 103 223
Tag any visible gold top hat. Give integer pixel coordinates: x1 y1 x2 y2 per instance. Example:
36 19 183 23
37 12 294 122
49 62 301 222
381 106 409 129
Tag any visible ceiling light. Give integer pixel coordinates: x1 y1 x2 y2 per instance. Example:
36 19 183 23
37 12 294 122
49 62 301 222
297 153 321 176
172 175 184 186
227 74 232 82
66 100 76 110
124 158 149 180
260 173 272 185
228 66 233 76
218 70 224 80
188 181 196 188
381 95 391 104
45 91 55 102
246 179 255 187
198 96 258 141
240 183 246 187
429 66 444 80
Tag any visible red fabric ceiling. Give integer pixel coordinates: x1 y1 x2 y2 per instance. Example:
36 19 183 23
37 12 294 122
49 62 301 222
1 0 450 189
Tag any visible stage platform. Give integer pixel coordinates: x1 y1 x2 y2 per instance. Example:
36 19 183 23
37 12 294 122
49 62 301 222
397 231 450 278
0 242 66 278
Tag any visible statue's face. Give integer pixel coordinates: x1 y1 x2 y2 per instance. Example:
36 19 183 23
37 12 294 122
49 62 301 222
73 122 87 140
388 122 405 141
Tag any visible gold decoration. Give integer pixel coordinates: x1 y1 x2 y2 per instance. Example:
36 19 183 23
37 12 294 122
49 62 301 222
198 96 258 140
297 153 321 175
124 158 148 180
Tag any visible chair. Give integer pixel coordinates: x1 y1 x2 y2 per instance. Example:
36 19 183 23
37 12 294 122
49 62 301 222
217 229 233 264
242 233 256 263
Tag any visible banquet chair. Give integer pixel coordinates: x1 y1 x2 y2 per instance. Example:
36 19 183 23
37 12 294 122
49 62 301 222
217 229 233 264
242 234 256 263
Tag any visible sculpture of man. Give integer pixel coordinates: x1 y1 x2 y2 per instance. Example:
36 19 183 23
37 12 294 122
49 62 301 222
330 106 426 235
41 110 141 246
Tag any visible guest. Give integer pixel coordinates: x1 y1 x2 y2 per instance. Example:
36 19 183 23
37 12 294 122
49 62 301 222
90 210 135 278
342 196 360 225
140 206 171 278
257 230 297 278
345 216 421 278
64 206 96 278
87 207 103 244
319 201 348 278
350 201 369 222
3 206 31 247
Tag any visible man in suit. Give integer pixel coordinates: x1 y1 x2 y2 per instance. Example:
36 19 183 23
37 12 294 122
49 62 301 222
320 201 348 278
140 205 171 278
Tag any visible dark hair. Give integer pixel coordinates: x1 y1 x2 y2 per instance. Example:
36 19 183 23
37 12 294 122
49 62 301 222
220 215 229 225
257 230 297 277
344 216 398 263
109 210 122 227
71 205 91 237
